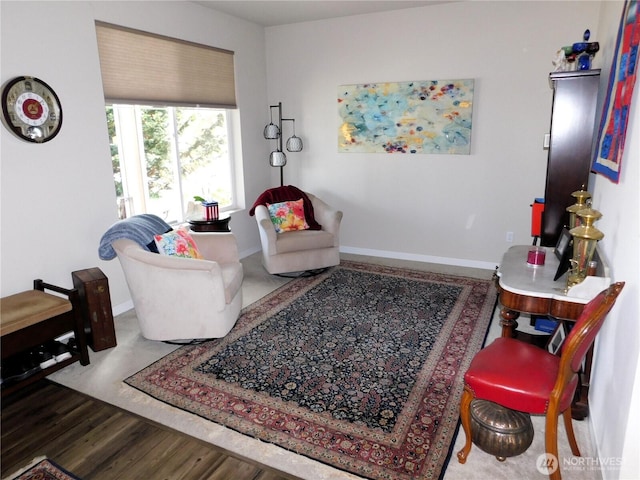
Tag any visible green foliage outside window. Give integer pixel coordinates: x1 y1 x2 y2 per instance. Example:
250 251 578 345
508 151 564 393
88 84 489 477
106 107 121 198
141 108 172 199
106 105 233 222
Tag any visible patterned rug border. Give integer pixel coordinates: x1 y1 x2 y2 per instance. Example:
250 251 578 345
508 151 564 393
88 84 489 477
2 457 81 480
125 260 498 480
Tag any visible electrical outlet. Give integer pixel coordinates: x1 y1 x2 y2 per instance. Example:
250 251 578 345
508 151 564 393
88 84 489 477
506 231 514 243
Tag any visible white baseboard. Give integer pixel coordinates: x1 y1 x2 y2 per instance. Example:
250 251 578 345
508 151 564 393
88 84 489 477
243 242 497 271
339 246 498 271
239 245 261 259
113 299 134 317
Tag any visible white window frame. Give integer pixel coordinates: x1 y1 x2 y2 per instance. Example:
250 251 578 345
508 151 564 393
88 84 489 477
109 104 237 224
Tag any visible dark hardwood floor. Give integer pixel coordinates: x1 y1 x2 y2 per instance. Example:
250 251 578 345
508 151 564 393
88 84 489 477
1 380 303 480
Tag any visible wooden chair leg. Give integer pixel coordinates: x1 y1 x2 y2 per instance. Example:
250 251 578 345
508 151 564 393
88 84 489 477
457 386 475 464
545 411 562 480
563 408 581 456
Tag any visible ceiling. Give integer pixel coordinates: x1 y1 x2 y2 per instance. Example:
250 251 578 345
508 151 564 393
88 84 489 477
194 1 455 27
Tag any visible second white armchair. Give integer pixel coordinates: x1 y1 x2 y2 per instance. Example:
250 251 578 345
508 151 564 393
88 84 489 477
254 192 343 275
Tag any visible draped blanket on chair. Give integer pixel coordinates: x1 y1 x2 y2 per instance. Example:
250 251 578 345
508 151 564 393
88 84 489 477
98 214 172 260
249 185 321 229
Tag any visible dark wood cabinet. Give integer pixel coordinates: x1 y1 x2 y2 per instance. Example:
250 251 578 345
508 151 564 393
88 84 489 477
541 70 600 247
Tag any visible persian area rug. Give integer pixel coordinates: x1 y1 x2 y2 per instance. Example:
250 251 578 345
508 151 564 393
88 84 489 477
125 260 497 480
2 457 81 480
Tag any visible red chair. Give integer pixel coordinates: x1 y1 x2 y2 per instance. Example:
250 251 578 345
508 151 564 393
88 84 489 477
457 282 625 480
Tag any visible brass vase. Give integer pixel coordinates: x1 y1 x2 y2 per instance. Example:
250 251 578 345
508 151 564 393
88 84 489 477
470 399 534 461
566 186 592 229
567 207 604 288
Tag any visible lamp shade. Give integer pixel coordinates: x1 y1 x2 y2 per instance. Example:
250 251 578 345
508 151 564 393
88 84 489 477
270 150 287 167
263 123 280 139
286 135 303 152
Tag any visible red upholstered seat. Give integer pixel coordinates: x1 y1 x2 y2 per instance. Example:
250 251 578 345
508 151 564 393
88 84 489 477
457 282 625 480
464 337 577 414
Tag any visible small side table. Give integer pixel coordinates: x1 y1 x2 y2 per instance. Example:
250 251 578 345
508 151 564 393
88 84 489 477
188 216 231 232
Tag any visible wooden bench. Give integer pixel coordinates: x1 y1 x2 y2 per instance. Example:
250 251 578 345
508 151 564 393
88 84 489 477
1 280 90 396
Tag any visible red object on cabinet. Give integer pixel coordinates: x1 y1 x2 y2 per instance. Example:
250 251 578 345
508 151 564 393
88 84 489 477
531 199 545 238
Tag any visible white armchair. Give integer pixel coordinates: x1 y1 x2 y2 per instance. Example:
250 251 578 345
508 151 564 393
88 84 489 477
111 231 243 341
254 192 343 275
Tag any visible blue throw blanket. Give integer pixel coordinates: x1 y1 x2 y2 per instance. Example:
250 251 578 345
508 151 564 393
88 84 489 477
99 214 172 260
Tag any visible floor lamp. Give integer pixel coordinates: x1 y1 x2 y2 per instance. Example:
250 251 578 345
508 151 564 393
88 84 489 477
263 102 303 186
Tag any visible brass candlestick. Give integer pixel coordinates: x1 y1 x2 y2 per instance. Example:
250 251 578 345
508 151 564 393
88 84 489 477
567 207 604 288
566 186 592 229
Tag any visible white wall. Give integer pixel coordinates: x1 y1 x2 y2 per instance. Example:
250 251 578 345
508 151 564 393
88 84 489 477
0 1 271 308
589 2 640 479
1 1 638 476
265 2 639 478
264 1 602 267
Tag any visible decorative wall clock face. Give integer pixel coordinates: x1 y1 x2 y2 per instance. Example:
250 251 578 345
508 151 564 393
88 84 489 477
1 76 63 143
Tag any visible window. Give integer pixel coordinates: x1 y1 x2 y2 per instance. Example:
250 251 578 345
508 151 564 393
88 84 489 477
107 104 235 223
95 21 238 223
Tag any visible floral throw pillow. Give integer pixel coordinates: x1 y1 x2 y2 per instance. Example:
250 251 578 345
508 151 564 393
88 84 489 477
267 198 310 233
154 228 203 259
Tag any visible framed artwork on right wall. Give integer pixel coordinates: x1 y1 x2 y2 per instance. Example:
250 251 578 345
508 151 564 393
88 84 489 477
592 0 640 183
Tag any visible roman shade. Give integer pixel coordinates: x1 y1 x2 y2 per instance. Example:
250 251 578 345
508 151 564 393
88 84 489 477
95 22 236 108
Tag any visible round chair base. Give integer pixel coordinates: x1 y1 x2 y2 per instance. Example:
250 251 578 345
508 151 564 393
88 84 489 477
470 399 534 461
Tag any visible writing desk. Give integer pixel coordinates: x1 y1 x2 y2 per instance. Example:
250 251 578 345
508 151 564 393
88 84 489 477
495 245 610 419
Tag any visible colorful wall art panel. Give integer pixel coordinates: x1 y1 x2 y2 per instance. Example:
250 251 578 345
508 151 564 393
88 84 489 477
592 0 639 183
337 79 474 154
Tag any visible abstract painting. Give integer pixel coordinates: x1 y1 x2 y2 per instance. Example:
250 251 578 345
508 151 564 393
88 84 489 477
338 79 474 154
592 0 639 183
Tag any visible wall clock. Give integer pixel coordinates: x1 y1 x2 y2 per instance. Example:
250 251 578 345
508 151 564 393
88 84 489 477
1 76 63 143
